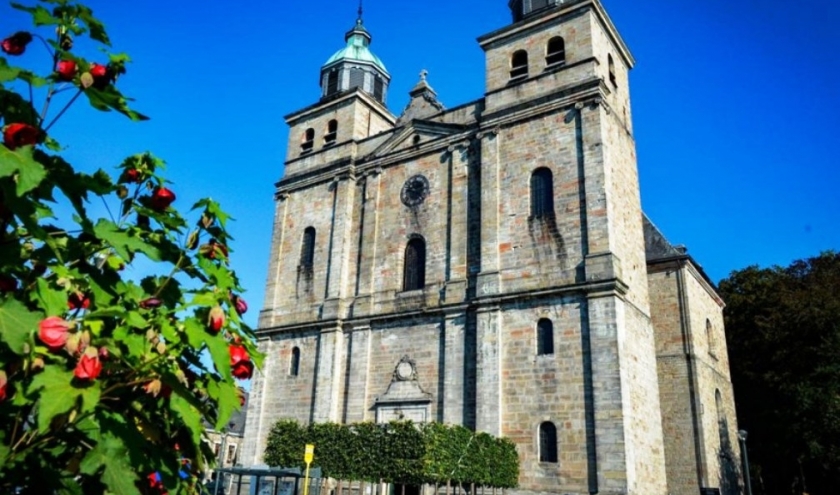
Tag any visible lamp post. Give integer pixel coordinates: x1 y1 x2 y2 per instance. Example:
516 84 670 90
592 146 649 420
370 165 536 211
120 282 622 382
738 430 753 495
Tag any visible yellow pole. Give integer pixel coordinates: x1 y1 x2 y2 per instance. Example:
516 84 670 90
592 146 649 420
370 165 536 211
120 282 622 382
303 444 315 495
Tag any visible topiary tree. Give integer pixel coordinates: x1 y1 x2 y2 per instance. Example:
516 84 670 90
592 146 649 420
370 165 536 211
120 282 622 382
0 1 262 493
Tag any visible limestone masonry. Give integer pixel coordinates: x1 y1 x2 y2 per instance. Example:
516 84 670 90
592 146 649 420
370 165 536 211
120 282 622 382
241 1 741 494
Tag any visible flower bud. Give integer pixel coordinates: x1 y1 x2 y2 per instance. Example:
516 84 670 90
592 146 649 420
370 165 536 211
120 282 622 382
0 370 8 402
143 379 162 397
31 356 45 371
207 306 225 334
56 59 77 81
124 168 141 183
175 369 188 386
39 316 71 352
139 298 162 309
60 33 73 51
89 63 111 89
145 329 157 342
186 230 199 250
156 341 166 354
1 31 32 56
229 344 254 380
116 185 129 199
65 333 81 355
98 347 110 361
234 296 249 316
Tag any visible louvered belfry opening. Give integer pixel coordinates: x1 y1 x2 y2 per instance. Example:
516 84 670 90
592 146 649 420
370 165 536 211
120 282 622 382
300 227 316 272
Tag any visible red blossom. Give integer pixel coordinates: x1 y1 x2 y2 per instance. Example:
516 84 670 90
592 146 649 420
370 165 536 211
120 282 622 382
3 123 39 150
56 60 77 81
125 168 141 183
150 187 176 211
90 63 111 88
38 317 71 352
67 292 91 310
1 31 32 56
207 306 225 334
139 297 162 309
229 344 254 380
74 348 102 381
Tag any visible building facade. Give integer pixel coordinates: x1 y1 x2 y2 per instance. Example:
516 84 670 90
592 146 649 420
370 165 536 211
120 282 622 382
242 1 740 494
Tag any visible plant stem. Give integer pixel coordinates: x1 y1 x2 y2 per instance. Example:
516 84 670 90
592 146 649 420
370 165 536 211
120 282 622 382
43 89 82 132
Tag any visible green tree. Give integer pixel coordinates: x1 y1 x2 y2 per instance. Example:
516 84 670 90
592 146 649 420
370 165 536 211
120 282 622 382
0 1 262 493
719 251 840 495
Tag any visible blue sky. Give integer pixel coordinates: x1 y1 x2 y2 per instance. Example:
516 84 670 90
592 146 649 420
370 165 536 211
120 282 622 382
2 0 838 330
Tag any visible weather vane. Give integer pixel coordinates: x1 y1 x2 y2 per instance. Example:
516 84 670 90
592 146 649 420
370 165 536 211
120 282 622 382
358 0 363 21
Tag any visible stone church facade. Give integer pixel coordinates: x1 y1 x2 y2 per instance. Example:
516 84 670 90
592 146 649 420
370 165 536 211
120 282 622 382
241 1 741 494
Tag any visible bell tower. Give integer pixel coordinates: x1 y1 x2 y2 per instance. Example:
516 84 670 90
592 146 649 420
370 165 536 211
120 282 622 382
320 6 390 104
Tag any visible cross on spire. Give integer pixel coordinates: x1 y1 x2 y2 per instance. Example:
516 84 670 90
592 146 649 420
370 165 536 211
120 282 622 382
420 69 428 82
357 0 363 21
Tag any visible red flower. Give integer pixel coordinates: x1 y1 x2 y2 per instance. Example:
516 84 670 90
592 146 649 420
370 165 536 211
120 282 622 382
38 317 71 352
150 187 176 211
0 371 8 402
1 31 32 56
0 275 17 293
201 239 228 260
98 347 110 361
207 306 225 334
89 63 111 88
229 344 254 380
56 60 77 81
234 296 248 316
74 347 102 381
3 123 39 150
67 292 91 310
125 168 141 183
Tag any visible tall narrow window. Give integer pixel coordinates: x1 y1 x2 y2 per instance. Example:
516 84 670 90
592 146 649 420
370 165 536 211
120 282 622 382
301 128 315 153
403 237 426 291
324 119 338 146
300 227 316 272
326 69 339 95
608 54 617 87
537 318 554 355
706 318 717 357
510 50 529 79
349 68 365 90
530 167 554 218
290 347 301 377
546 37 566 66
539 422 558 463
373 76 384 101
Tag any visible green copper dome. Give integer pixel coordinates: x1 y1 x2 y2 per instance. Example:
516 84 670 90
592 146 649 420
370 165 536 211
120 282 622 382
323 19 389 75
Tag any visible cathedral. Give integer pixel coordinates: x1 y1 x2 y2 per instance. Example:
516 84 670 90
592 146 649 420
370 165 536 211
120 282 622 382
241 1 741 494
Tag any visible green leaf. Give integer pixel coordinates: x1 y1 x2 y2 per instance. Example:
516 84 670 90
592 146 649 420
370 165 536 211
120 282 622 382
10 3 58 25
93 219 162 261
208 378 239 431
0 58 21 83
0 297 41 355
29 367 79 433
77 5 111 46
0 145 47 196
79 432 141 495
83 85 148 122
34 278 67 316
171 394 203 448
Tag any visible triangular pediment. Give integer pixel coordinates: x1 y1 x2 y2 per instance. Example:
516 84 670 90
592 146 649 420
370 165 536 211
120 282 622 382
370 119 467 158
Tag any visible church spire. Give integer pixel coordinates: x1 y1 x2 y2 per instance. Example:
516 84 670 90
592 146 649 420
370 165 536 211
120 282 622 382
319 3 390 104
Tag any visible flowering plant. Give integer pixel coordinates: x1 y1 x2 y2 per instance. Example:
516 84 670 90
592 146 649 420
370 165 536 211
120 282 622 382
0 1 262 493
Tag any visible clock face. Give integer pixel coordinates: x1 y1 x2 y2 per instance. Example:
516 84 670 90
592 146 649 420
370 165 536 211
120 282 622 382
400 174 430 207
396 362 413 380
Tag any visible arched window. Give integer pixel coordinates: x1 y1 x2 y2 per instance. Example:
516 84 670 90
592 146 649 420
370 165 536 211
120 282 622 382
546 37 566 66
537 318 554 355
324 119 338 145
403 237 426 291
326 69 339 95
290 347 301 377
510 50 529 79
299 227 316 272
301 128 315 153
608 54 617 87
539 422 558 463
530 167 554 218
715 389 729 450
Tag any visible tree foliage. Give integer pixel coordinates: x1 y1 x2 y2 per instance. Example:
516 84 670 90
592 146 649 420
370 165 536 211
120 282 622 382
719 251 840 495
0 1 262 493
263 420 519 489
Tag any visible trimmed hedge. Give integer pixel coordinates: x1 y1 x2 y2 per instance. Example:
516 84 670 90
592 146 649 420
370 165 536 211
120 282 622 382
263 420 519 489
